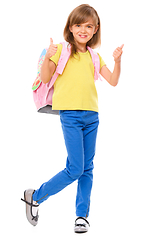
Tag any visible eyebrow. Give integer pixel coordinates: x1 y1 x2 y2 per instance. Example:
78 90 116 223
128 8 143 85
85 23 94 26
75 23 94 27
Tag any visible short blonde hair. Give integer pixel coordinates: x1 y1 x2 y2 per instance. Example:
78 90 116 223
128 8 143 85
63 4 101 57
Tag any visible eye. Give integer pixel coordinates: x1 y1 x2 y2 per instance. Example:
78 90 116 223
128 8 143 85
76 24 81 27
87 25 92 28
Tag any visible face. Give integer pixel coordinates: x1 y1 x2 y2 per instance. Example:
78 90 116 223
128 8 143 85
69 20 98 47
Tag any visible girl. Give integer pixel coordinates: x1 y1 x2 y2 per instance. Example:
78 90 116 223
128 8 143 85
21 4 124 233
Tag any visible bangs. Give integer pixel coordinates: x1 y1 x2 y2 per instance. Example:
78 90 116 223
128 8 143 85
69 6 98 26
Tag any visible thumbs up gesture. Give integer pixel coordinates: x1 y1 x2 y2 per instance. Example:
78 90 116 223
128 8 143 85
113 44 124 63
45 38 58 59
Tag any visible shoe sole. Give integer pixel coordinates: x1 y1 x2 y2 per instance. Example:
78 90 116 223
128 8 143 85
75 230 87 234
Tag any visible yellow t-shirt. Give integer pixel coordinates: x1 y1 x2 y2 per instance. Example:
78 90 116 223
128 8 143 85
50 44 105 112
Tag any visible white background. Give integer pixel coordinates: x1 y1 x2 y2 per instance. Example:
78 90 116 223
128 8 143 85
1 0 144 239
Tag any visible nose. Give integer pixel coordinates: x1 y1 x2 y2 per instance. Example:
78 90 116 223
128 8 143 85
81 26 86 33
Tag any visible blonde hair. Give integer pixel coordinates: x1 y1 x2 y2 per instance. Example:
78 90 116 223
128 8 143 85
63 4 101 57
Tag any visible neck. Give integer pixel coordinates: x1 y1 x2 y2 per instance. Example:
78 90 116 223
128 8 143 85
75 42 87 53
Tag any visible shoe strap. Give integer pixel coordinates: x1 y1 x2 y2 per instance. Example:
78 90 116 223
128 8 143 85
32 214 39 222
75 217 90 226
21 198 39 207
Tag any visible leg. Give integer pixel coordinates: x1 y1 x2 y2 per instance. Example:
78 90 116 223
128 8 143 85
76 111 99 217
33 111 85 204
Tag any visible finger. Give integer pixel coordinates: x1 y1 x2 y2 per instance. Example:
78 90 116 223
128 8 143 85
50 38 53 45
50 38 57 49
113 51 122 57
114 47 123 54
113 49 122 55
120 44 124 49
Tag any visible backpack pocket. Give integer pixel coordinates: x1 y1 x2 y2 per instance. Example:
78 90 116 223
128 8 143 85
32 75 42 91
32 49 47 91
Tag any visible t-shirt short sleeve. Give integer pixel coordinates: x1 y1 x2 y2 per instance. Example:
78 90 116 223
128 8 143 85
97 53 106 70
50 44 63 66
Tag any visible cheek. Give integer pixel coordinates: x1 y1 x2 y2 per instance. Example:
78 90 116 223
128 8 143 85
73 30 79 36
87 30 94 37
86 27 92 33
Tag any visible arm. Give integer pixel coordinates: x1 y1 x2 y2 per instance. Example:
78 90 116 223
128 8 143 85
100 44 124 87
41 38 57 84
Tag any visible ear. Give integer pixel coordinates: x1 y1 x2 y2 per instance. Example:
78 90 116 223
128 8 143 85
94 25 99 34
69 26 73 33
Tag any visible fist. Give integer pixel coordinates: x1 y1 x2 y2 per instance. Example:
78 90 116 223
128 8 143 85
113 44 124 62
45 38 58 59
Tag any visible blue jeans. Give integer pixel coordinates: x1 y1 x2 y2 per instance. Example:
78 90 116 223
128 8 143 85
33 110 99 217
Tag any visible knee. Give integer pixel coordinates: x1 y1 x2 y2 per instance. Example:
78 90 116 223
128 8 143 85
68 166 84 180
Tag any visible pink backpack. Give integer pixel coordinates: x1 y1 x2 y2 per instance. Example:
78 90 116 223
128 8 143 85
32 42 101 115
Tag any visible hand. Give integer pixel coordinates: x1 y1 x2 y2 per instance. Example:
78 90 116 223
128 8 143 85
113 44 124 63
45 38 58 59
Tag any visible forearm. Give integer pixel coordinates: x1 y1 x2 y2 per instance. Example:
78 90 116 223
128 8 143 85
110 61 121 87
100 44 123 86
41 38 57 84
41 58 53 84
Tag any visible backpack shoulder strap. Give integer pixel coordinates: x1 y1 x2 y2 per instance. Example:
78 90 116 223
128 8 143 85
56 42 71 75
87 46 102 81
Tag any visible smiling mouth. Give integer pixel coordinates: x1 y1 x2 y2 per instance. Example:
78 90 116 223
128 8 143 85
79 35 87 38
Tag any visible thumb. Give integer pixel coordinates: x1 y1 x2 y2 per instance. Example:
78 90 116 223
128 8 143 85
120 44 124 49
50 38 53 45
